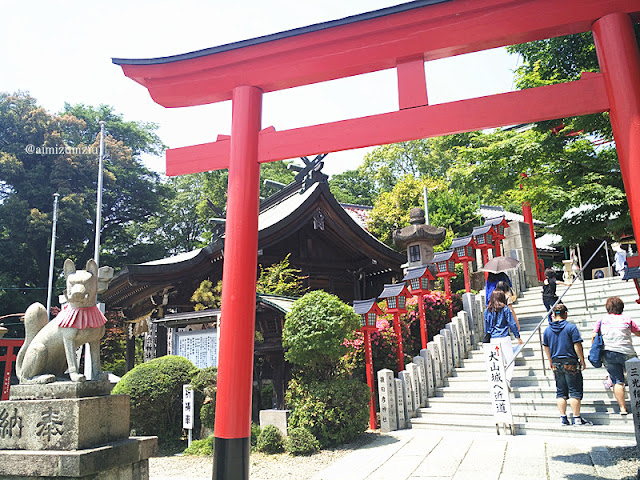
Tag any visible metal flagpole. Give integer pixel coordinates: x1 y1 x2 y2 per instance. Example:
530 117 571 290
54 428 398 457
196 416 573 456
46 193 60 320
86 121 105 380
94 121 105 267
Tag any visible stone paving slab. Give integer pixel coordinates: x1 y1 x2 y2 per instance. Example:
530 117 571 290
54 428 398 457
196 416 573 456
313 429 632 480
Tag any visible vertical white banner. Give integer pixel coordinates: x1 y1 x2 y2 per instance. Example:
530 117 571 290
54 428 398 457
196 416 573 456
483 343 514 431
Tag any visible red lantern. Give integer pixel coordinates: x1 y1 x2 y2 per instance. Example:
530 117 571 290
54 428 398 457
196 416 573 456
484 216 509 256
403 266 435 349
353 299 383 430
451 236 477 293
431 250 458 319
472 224 496 268
379 283 412 370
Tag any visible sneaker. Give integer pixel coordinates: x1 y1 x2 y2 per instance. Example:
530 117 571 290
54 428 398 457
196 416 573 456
573 416 593 426
561 416 571 426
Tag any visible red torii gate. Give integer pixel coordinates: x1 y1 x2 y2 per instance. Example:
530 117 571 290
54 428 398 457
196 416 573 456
113 1 640 477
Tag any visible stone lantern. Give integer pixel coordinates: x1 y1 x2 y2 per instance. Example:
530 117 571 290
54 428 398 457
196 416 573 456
393 208 446 267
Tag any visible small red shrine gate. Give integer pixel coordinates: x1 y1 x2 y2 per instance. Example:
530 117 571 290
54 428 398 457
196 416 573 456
0 339 23 401
113 1 640 477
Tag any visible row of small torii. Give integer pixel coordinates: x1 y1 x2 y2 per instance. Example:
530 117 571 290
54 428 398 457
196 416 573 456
353 216 510 429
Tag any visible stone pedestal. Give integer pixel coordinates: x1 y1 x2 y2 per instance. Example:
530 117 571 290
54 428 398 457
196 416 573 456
0 381 156 480
259 409 290 437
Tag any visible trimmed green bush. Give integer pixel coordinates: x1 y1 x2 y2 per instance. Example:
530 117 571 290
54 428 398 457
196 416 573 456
112 355 197 445
282 290 360 379
286 377 369 448
251 422 262 449
256 424 284 454
183 435 214 456
285 427 320 456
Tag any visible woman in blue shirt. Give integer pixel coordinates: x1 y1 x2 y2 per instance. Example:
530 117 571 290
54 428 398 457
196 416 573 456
485 289 522 384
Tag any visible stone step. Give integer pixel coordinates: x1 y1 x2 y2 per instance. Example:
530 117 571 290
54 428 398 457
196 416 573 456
425 395 625 415
433 384 624 401
416 406 634 428
410 414 635 439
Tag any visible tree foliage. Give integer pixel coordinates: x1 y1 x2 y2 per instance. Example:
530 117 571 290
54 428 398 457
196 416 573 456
256 254 307 297
191 279 223 311
367 174 477 248
0 93 169 315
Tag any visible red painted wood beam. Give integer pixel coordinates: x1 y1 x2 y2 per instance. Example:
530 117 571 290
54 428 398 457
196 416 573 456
166 74 608 176
114 0 639 107
397 57 428 109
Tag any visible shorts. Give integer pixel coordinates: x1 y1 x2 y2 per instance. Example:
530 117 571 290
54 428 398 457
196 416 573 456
552 361 583 400
603 350 637 385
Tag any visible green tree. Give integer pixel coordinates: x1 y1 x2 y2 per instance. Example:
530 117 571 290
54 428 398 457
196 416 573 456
0 92 168 315
328 169 377 206
367 175 477 247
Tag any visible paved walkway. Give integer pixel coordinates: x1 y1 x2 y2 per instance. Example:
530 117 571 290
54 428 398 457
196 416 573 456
312 429 634 480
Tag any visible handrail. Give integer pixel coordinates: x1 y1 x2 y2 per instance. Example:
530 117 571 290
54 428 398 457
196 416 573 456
506 239 608 371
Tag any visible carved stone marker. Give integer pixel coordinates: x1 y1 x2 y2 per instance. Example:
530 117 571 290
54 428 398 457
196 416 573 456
406 363 422 410
475 297 485 345
453 317 467 357
377 369 397 433
428 340 444 387
626 358 640 446
457 311 472 355
440 328 453 375
419 349 435 397
399 370 415 418
446 322 462 368
395 378 407 429
462 292 477 347
413 355 428 406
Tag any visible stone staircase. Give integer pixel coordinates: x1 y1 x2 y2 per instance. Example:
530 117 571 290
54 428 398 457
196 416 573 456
412 276 640 439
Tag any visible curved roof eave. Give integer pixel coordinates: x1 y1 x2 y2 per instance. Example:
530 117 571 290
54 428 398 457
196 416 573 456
257 181 405 266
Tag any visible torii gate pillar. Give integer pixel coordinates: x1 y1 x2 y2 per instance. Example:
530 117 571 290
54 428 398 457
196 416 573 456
593 14 640 239
213 86 262 479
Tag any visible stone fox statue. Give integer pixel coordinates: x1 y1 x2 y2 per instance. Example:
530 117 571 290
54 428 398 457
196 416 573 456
16 259 107 384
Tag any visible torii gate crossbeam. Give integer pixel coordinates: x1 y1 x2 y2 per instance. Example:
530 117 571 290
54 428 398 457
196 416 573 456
113 1 640 478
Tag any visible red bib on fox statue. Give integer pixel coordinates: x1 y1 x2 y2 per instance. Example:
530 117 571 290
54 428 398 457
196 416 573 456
56 305 107 329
